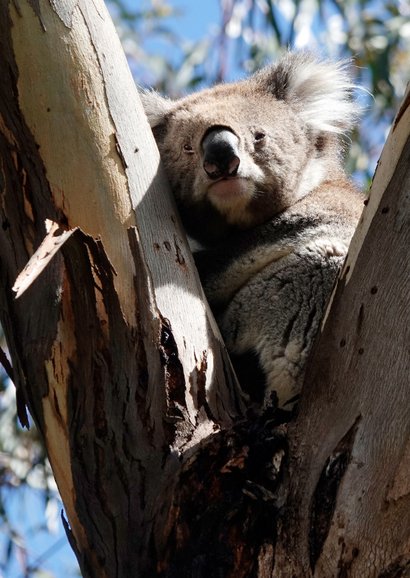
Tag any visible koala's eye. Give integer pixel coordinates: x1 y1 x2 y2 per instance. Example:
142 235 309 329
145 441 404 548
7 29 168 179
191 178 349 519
183 144 194 154
254 132 266 143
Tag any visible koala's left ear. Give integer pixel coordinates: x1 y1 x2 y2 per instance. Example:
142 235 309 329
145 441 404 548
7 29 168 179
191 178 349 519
139 89 174 128
254 52 360 134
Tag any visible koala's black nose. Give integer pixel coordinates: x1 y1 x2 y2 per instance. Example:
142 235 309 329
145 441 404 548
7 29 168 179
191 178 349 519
202 128 240 180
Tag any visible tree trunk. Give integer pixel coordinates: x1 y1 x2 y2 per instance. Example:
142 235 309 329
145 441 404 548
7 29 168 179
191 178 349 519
0 1 243 576
274 87 410 578
0 1 409 577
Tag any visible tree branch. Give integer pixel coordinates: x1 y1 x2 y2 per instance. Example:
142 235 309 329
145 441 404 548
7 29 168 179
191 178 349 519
276 83 410 578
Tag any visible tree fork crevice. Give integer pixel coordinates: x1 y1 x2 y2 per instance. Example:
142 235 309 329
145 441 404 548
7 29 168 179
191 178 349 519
147 412 289 578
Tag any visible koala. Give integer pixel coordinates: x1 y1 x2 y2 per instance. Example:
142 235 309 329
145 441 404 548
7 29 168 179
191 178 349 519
141 52 363 410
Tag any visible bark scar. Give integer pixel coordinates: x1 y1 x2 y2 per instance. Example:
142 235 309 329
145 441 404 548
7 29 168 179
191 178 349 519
27 0 47 31
309 415 361 571
159 317 186 422
173 234 186 266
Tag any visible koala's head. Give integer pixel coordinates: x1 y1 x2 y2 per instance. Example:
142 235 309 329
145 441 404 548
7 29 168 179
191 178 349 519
141 52 359 243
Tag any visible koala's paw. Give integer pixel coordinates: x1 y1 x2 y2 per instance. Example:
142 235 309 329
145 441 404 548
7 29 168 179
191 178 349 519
306 237 349 258
263 350 303 411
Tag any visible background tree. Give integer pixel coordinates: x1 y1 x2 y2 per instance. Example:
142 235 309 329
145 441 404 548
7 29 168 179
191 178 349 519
0 1 409 577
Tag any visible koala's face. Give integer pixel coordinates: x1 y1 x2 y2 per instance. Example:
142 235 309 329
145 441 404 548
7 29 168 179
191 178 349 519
142 53 357 242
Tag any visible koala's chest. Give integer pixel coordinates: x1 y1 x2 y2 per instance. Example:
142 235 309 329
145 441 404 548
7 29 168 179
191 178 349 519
194 214 340 307
198 240 342 307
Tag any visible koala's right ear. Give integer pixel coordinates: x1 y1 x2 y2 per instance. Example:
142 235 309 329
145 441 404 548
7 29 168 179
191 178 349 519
253 52 360 135
139 89 174 128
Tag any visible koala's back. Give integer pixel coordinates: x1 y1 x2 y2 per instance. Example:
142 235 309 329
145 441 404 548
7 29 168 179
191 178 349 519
195 180 362 408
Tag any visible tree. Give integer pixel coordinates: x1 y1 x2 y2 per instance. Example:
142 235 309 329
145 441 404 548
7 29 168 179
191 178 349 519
0 1 409 577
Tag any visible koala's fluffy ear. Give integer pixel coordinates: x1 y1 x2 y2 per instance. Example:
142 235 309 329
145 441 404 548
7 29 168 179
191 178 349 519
254 52 360 134
139 89 174 128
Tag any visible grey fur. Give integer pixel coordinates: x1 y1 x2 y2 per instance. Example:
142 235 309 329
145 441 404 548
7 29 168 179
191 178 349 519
141 52 363 409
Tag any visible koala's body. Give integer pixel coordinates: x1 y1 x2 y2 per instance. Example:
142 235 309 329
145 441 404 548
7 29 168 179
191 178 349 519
142 52 363 409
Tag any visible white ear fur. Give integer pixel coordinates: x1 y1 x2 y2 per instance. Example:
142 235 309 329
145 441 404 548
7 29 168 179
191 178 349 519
139 89 173 128
260 53 360 134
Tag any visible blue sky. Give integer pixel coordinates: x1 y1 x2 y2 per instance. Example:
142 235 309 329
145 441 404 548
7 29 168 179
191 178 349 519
0 485 77 578
161 0 220 41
